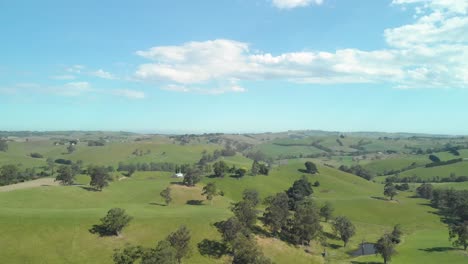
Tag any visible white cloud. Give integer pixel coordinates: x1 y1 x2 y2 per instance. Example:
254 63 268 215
163 84 247 95
57 82 93 96
134 0 468 92
271 0 323 9
66 65 85 74
92 69 115 80
112 89 145 99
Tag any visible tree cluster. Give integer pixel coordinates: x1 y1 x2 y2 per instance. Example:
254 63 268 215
338 165 373 181
113 226 192 264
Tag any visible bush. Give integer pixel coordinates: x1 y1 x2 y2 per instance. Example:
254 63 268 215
55 159 72 165
30 153 44 158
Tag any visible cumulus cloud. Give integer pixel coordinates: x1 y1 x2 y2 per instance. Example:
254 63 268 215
112 89 145 99
271 0 324 9
92 69 116 79
134 0 468 92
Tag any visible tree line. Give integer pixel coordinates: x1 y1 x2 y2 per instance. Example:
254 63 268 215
416 183 468 251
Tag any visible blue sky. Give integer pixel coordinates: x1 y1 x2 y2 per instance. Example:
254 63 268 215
1 0 468 134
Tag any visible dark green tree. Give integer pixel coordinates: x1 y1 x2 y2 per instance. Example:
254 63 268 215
231 234 272 264
182 167 202 187
332 216 356 247
67 144 76 154
90 208 132 236
304 161 318 174
231 200 257 229
160 187 172 205
416 183 434 199
429 154 441 163
166 225 192 264
213 161 228 177
390 224 403 244
113 244 144 264
55 165 75 185
235 168 247 179
141 240 177 264
0 164 19 185
0 139 8 152
89 165 113 191
251 160 260 175
216 217 249 243
289 198 322 245
263 192 290 236
449 221 468 250
242 189 260 207
286 176 313 210
319 202 334 222
46 157 55 175
384 183 398 200
374 234 397 264
202 182 218 205
71 160 83 175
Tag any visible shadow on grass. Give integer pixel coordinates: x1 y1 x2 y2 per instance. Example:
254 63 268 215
186 200 204 205
419 247 457 252
328 243 342 249
297 169 316 174
251 225 273 238
169 181 185 186
197 239 229 258
370 196 388 201
350 261 382 264
149 202 167 206
79 186 99 192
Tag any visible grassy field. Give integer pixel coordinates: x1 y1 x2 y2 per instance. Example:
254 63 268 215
1 132 468 263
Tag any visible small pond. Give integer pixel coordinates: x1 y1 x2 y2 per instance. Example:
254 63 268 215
351 243 376 256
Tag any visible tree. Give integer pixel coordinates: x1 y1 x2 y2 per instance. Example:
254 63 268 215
0 164 19 186
71 160 83 175
213 161 228 177
235 168 247 179
46 157 55 175
429 154 441 163
67 144 76 154
166 225 192 264
231 234 272 264
320 202 334 222
216 217 249 243
286 176 313 210
90 208 132 236
304 161 318 174
251 160 260 175
416 183 434 199
374 234 397 264
231 200 257 229
0 139 8 152
113 244 144 264
289 198 322 245
55 165 75 185
242 189 260 207
384 183 398 200
449 221 468 250
89 165 112 191
160 187 172 205
389 224 403 244
182 167 202 187
263 192 290 236
332 216 356 247
313 181 320 187
202 182 218 205
141 240 177 264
